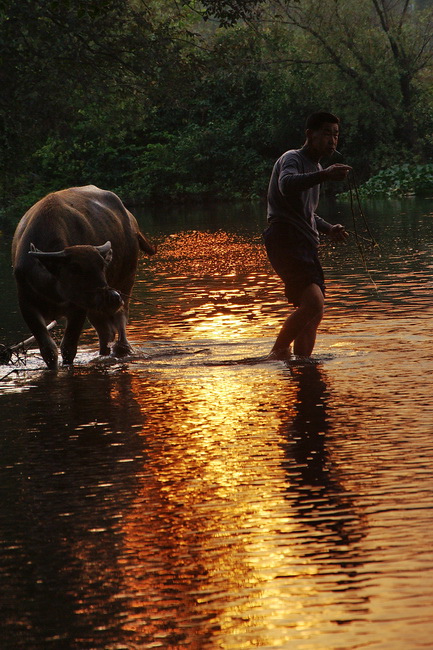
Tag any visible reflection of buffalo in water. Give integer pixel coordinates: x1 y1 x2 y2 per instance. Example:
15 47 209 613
0 368 145 649
12 185 156 369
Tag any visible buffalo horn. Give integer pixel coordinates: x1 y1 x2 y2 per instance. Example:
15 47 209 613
28 243 66 258
95 241 111 254
28 241 112 257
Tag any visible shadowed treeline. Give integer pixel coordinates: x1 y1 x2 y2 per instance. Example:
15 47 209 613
2 0 433 224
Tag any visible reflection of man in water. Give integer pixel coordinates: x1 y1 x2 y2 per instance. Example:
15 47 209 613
264 111 351 358
282 364 364 548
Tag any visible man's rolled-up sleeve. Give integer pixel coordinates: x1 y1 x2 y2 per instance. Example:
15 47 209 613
315 215 333 234
278 155 323 195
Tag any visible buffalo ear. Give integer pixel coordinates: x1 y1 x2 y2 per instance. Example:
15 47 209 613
95 241 113 265
103 248 113 266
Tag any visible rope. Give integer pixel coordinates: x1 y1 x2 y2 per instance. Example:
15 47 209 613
119 292 154 306
346 170 380 293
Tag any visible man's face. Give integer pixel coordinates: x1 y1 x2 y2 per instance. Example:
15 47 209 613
307 122 339 158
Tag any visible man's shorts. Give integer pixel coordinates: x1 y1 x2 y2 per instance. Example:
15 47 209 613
263 221 325 307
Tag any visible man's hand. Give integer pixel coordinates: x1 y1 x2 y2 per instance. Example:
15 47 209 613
329 224 349 242
322 164 352 182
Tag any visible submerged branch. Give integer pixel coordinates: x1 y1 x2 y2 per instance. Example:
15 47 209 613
0 321 57 366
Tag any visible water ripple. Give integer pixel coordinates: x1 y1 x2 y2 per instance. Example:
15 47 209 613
0 199 433 648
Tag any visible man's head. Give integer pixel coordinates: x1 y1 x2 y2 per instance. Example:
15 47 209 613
305 111 339 132
305 111 340 160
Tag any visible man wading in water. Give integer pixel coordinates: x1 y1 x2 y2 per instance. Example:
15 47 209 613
263 111 351 359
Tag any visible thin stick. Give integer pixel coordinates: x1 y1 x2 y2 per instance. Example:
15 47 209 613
0 367 48 382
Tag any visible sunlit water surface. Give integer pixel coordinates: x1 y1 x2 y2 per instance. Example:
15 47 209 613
0 198 433 649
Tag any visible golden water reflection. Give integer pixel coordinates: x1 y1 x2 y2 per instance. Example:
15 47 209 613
127 225 433 348
2 201 433 648
129 230 280 342
109 361 367 648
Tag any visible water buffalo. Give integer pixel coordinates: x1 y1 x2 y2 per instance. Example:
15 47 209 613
12 185 156 369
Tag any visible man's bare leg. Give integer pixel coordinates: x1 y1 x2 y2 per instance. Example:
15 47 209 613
293 311 323 356
270 283 324 359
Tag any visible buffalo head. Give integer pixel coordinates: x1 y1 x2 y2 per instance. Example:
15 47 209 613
28 241 124 314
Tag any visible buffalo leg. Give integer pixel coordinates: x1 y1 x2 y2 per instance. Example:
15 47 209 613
18 302 58 370
88 307 132 358
87 313 117 356
112 311 132 357
61 309 86 365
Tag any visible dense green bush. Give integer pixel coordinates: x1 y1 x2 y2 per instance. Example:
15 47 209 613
358 164 433 197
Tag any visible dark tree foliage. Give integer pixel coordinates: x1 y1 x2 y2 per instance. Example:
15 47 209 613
197 0 263 26
1 0 433 220
1 0 136 136
0 0 198 212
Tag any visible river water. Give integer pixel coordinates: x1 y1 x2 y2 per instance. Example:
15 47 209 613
0 196 432 649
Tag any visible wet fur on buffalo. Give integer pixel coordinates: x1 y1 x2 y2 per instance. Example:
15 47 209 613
12 185 156 369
